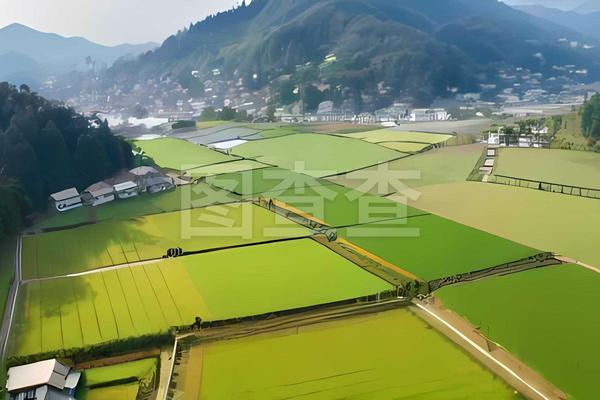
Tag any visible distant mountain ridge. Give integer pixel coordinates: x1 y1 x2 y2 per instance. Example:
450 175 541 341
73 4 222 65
107 0 600 108
0 23 157 86
516 5 600 41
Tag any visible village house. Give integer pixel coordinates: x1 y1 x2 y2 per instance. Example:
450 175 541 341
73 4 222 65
49 188 82 212
6 359 80 400
145 176 176 194
113 181 140 199
129 166 162 192
81 181 115 207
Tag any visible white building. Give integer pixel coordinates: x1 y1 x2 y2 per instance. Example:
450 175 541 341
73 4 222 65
6 359 80 400
113 181 140 199
409 109 449 122
50 188 82 212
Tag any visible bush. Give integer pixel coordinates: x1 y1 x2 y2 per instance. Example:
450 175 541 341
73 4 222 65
171 120 196 130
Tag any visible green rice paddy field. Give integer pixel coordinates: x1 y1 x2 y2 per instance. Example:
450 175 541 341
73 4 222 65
81 357 157 387
338 215 539 282
77 357 157 400
406 181 600 268
9 238 392 356
185 160 268 178
493 148 600 188
264 184 426 227
437 264 600 400
79 383 139 400
231 133 404 177
134 138 239 170
329 144 485 191
191 308 518 399
22 203 309 280
205 167 331 196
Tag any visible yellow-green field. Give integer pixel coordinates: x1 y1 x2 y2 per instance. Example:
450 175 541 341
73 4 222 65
343 129 453 144
10 239 392 356
403 181 600 268
493 148 600 188
329 144 485 191
22 203 310 279
184 160 268 178
191 308 518 399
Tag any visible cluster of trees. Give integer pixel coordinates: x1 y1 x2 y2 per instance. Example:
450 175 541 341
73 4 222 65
581 93 600 139
199 106 252 122
0 83 133 234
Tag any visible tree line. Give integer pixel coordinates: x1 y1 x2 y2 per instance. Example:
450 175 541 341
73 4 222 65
581 93 600 140
0 83 133 238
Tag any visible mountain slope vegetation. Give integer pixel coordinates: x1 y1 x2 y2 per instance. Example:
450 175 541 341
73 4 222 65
107 0 600 107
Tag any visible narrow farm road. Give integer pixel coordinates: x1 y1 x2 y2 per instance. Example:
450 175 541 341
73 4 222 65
0 236 22 359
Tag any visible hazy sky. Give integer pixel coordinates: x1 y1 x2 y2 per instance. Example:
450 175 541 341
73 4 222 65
0 0 241 46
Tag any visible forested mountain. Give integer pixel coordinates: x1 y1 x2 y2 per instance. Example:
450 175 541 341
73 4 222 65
0 83 133 236
0 23 156 86
107 0 600 107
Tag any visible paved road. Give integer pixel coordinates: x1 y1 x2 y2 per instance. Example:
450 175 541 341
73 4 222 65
0 236 22 359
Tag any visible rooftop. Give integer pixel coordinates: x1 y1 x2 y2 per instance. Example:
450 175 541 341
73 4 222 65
49 188 80 202
7 359 70 393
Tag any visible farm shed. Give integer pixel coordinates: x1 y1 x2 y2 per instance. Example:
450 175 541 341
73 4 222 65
49 188 82 212
146 176 175 193
113 181 140 199
6 359 80 400
130 166 162 191
82 181 115 206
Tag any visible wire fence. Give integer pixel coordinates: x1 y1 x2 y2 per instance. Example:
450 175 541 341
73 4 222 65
487 174 600 200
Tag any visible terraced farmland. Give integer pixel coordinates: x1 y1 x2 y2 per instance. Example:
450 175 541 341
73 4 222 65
436 264 600 400
10 238 392 356
231 133 404 177
22 203 310 279
338 215 539 281
187 308 517 399
492 148 600 188
134 138 239 170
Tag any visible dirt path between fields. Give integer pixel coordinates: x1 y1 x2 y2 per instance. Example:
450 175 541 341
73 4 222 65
411 297 566 400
